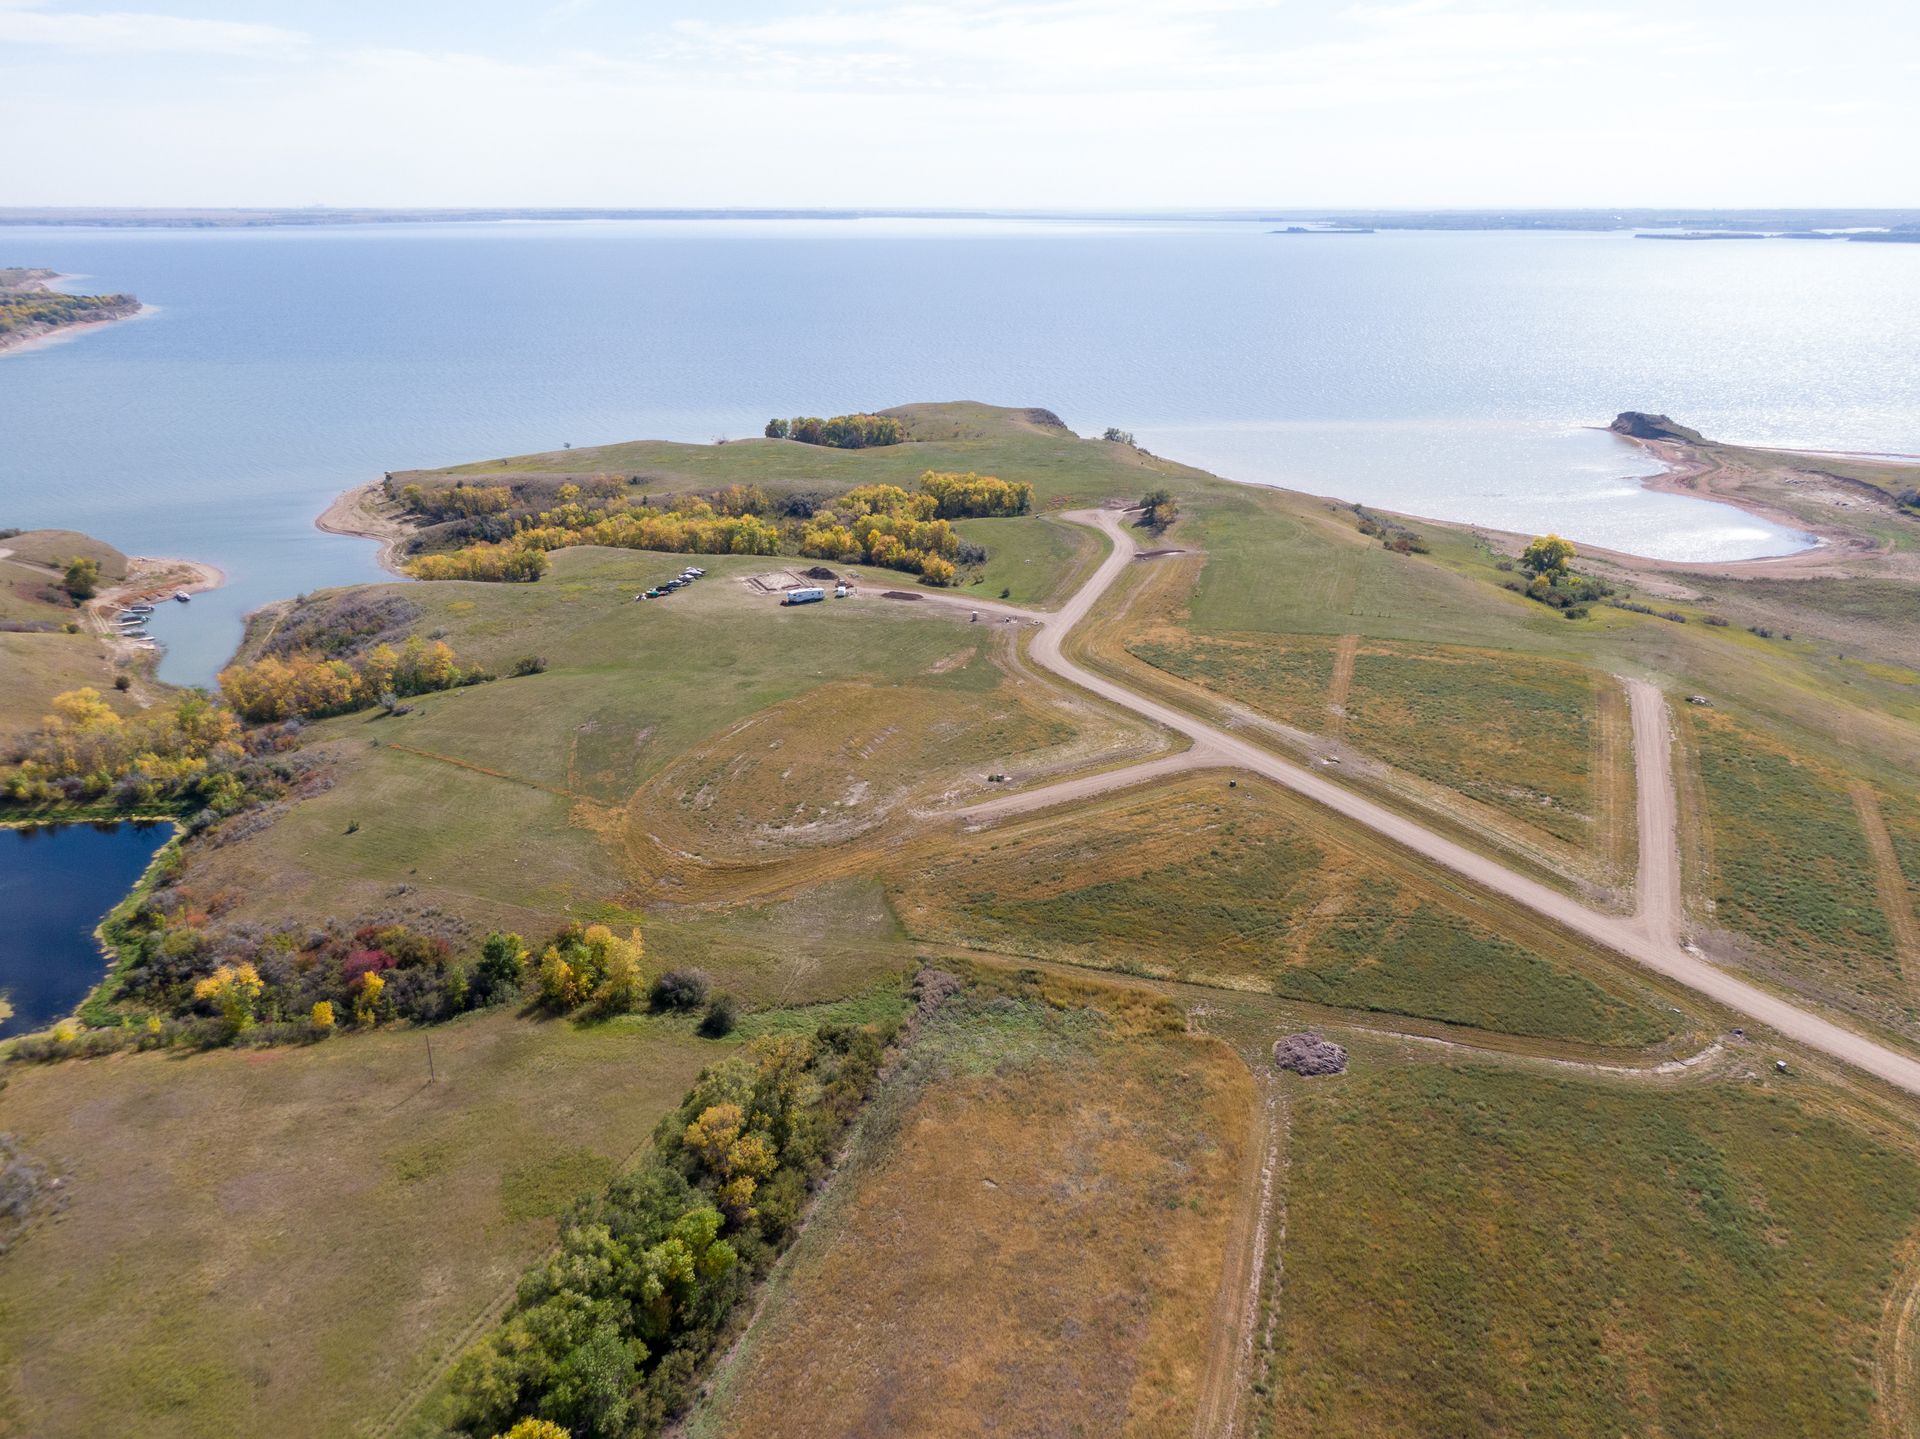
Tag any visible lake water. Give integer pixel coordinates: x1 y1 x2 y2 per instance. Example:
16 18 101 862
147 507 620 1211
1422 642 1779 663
3 218 1918 686
0 822 171 1038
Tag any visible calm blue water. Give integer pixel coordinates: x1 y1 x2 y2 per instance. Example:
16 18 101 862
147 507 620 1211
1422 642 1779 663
0 822 171 1037
4 218 1918 686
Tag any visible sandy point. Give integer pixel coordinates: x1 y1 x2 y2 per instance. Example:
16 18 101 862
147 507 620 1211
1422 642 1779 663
317 480 412 577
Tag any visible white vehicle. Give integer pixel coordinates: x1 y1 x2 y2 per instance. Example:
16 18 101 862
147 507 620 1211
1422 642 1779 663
783 586 826 606
834 585 848 599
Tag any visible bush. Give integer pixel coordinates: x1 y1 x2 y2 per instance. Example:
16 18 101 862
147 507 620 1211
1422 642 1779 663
508 655 547 677
650 969 710 1012
697 993 740 1038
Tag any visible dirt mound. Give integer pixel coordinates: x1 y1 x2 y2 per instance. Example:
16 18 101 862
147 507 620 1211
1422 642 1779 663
1273 1032 1348 1076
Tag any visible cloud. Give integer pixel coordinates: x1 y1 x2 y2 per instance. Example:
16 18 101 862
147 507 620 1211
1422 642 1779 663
0 1 306 56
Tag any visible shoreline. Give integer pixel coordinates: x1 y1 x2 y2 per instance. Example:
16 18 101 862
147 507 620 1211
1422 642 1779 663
85 555 228 673
311 421 1868 593
315 479 413 578
0 267 151 357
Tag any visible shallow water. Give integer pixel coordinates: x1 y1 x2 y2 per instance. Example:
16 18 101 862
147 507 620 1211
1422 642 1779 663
4 218 1914 684
0 821 172 1037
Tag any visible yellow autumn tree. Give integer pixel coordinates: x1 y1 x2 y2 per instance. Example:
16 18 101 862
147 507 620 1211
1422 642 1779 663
193 962 264 1033
353 970 386 1026
585 924 645 1015
310 1000 335 1031
494 1419 571 1439
683 1103 778 1221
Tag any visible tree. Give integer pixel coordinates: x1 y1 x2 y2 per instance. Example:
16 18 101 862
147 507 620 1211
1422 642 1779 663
763 417 791 440
1103 427 1136 446
588 927 645 1016
310 1000 335 1031
496 1421 571 1439
1139 487 1178 532
60 556 100 602
1520 534 1576 577
474 931 528 1004
192 962 264 1034
353 970 386 1026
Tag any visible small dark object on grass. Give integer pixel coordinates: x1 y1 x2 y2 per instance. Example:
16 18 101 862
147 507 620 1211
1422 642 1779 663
345 819 360 834
650 968 710 1012
1000 587 1011 599
1274 1032 1348 1076
698 993 740 1038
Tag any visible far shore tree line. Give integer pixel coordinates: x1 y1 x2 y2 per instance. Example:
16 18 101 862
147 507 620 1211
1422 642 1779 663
395 469 1032 587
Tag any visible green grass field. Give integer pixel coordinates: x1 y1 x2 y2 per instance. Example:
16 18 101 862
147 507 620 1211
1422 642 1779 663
952 512 1104 606
891 776 1680 1048
1261 1059 1920 1439
1687 709 1904 1012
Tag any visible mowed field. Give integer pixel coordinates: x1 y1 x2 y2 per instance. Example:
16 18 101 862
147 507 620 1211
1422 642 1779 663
0 1008 740 1439
890 775 1683 1049
689 969 1253 1439
1259 1053 1920 1439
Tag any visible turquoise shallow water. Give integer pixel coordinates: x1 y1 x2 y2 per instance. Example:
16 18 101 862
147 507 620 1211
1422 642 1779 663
3 218 1915 685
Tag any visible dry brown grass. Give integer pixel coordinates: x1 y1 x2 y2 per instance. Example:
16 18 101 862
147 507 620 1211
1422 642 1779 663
689 971 1253 1439
0 1010 719 1439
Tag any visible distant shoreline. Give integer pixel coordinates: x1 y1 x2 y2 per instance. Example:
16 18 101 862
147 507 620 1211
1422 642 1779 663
0 270 147 356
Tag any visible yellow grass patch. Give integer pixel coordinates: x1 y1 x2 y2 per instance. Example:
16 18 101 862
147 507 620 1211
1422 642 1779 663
692 973 1252 1438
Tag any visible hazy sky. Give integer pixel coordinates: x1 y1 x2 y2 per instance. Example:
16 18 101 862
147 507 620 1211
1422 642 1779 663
3 0 1915 209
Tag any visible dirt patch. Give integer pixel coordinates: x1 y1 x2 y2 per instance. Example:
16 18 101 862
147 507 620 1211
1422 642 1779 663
879 590 923 602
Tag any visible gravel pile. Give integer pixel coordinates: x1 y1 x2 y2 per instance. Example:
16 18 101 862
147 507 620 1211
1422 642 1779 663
1273 1032 1348 1076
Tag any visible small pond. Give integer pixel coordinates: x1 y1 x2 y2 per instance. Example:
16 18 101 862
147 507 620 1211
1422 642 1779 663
0 821 172 1038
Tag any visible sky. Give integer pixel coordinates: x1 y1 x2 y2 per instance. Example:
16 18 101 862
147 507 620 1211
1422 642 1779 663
2 0 1916 209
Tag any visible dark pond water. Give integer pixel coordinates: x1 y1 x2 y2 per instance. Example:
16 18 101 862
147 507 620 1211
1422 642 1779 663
0 821 172 1038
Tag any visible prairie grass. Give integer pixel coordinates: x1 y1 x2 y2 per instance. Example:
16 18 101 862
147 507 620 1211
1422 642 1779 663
1262 1061 1920 1439
892 777 1676 1047
1688 709 1902 1005
689 969 1251 1439
0 1009 723 1439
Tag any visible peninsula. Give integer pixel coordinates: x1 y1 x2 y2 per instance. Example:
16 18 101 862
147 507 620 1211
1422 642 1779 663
0 268 142 354
4 403 1920 1439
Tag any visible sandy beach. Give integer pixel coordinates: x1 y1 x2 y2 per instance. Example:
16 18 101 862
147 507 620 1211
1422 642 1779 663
316 479 413 577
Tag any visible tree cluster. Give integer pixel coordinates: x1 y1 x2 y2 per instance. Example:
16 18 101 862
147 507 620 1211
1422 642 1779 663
1352 504 1426 553
1504 535 1612 617
449 1019 898 1438
219 635 484 722
1138 487 1179 532
916 469 1034 518
99 900 534 1045
399 482 513 521
59 555 100 602
408 544 551 582
0 289 137 337
0 688 290 813
763 413 903 448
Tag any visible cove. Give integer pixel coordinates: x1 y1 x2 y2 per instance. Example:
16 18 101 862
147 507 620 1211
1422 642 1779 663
0 821 172 1038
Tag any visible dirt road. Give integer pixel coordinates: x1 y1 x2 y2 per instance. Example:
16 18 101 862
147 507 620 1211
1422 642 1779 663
929 508 1920 1098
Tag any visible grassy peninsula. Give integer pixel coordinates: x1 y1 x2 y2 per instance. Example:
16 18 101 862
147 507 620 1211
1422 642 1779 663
4 402 1920 1439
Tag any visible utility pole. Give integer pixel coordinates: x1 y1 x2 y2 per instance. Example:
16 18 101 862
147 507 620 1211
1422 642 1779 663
426 1033 436 1084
